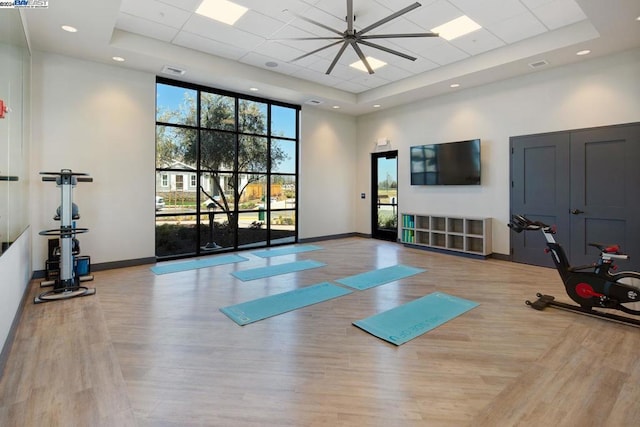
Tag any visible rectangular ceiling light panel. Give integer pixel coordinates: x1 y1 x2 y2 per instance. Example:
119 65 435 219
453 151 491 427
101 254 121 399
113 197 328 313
431 15 482 41
196 0 248 25
350 57 387 72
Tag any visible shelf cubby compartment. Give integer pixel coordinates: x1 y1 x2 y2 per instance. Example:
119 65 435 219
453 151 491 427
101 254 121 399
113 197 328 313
416 216 430 230
402 214 415 228
466 236 484 253
402 229 415 244
430 232 446 248
416 230 430 245
447 234 464 251
431 216 446 232
447 218 464 234
465 219 484 236
400 212 492 257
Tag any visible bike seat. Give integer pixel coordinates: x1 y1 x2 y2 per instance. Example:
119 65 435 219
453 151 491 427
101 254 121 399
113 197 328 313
588 243 620 254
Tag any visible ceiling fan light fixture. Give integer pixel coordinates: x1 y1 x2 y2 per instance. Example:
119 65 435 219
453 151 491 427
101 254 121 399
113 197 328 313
196 0 248 26
431 15 481 41
350 57 386 72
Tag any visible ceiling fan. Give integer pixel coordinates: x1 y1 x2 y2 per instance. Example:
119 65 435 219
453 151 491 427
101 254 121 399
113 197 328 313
280 0 439 75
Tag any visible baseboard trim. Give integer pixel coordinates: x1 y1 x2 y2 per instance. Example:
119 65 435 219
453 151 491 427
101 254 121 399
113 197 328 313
299 232 369 243
490 252 511 261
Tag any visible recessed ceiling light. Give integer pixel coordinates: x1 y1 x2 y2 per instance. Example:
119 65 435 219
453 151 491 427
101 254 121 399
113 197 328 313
249 87 259 92
196 0 248 26
636 16 640 21
61 25 78 33
332 105 340 109
431 16 481 41
576 49 591 56
373 104 381 108
450 83 460 88
112 56 125 62
350 57 386 72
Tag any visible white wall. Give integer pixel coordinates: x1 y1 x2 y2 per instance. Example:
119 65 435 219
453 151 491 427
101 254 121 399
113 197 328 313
31 52 156 269
299 107 357 239
29 52 358 267
0 228 31 358
356 48 640 255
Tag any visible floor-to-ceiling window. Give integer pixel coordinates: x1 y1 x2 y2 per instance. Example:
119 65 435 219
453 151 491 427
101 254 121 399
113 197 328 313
155 78 300 259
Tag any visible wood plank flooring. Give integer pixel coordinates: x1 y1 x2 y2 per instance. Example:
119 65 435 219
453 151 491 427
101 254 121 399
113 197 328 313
1 237 639 426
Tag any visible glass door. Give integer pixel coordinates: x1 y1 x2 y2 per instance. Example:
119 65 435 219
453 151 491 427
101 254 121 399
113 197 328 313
371 151 398 241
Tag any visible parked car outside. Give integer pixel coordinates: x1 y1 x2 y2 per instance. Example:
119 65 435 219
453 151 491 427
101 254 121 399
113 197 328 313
156 196 165 211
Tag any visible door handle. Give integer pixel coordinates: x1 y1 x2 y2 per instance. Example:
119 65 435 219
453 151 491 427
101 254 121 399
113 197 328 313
570 209 585 215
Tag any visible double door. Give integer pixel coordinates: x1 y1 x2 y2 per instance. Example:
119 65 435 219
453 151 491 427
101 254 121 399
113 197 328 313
510 123 640 271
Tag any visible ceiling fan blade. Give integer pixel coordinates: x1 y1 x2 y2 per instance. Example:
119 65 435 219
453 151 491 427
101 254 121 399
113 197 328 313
357 40 416 61
272 37 343 41
290 40 344 63
358 2 421 36
346 0 354 34
351 41 374 74
360 32 439 39
289 11 345 37
326 41 350 74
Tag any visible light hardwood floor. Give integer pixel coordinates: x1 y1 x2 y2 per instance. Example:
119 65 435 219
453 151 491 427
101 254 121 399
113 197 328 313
1 237 638 426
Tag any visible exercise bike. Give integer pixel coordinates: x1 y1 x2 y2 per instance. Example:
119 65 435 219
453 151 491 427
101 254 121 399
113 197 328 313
508 214 640 327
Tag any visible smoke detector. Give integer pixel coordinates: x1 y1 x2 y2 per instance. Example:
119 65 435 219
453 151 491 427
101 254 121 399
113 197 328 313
305 99 323 105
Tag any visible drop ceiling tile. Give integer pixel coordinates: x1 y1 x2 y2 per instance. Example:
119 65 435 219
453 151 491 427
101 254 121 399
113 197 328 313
448 28 506 56
370 63 413 81
332 79 370 93
290 66 344 86
233 0 312 17
405 0 464 30
181 14 265 50
237 52 302 75
271 22 342 53
172 31 247 60
520 0 556 9
352 73 391 89
288 5 351 37
157 0 201 12
396 56 440 74
119 0 192 28
485 11 547 43
530 0 586 30
400 37 468 65
116 13 180 43
252 40 308 62
449 0 528 26
234 10 288 38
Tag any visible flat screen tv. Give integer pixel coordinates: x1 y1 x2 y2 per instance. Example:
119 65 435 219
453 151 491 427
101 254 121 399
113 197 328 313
410 139 481 185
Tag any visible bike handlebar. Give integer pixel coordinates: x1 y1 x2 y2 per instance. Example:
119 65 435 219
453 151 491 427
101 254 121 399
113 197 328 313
508 215 552 233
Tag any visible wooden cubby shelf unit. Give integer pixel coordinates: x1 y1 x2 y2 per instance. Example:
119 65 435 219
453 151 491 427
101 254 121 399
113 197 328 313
400 213 492 257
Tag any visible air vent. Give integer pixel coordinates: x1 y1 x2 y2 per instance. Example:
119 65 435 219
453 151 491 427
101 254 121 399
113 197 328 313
305 99 323 105
162 65 186 76
528 60 549 69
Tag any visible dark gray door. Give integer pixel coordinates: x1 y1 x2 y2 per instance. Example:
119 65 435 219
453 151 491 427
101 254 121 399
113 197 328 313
510 133 571 267
511 123 640 271
569 125 640 269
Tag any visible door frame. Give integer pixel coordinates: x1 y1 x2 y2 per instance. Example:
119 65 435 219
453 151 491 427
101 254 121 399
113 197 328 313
371 150 398 242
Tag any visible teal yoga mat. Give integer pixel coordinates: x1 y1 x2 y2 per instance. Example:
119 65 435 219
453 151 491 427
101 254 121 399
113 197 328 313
220 282 352 325
335 264 426 290
151 254 249 275
231 259 326 281
353 292 479 345
251 245 322 258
